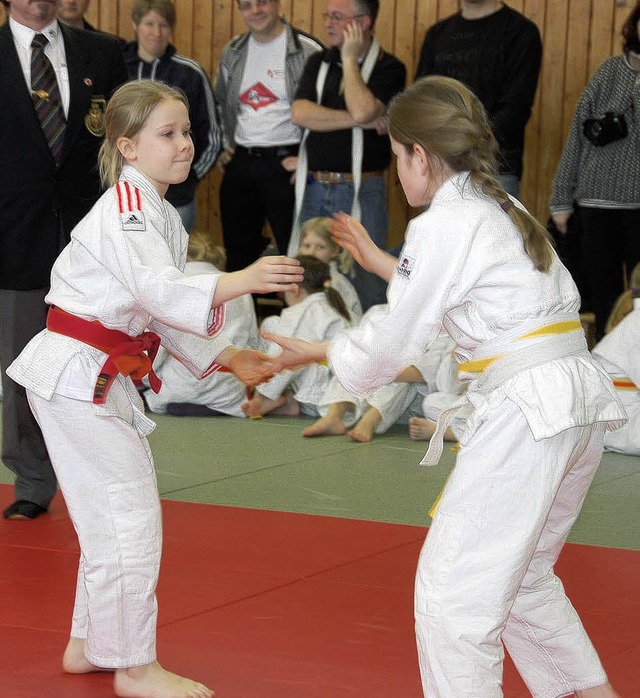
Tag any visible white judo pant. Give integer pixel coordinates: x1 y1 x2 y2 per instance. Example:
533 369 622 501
416 398 609 698
28 386 161 668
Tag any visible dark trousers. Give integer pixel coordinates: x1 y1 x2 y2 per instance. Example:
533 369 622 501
0 288 57 507
579 206 640 340
220 146 296 272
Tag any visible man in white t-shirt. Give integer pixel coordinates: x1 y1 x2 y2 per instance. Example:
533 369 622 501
215 0 322 271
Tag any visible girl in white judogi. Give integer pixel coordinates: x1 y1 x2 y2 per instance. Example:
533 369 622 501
241 255 351 418
591 265 640 456
145 232 260 417
262 77 626 698
298 217 362 321
7 81 302 698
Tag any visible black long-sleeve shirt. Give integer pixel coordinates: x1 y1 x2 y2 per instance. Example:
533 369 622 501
415 5 542 178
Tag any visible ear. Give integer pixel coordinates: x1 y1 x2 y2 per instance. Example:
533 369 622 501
412 143 430 176
117 136 137 162
359 14 373 33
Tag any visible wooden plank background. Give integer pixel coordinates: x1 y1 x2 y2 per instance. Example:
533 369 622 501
2 0 633 247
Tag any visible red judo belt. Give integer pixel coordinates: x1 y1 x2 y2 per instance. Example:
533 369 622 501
47 306 162 404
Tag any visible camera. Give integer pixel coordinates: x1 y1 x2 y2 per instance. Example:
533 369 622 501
582 112 628 147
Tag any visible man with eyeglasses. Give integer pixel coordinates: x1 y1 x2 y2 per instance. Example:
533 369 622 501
214 0 322 272
290 0 406 311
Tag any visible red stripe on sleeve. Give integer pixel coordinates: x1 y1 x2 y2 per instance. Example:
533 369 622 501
116 182 125 213
124 182 134 211
135 187 142 211
207 304 226 337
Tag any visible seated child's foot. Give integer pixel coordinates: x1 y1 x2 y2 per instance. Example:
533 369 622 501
241 392 299 418
114 661 214 698
302 414 347 437
63 637 111 674
347 409 381 443
269 391 300 416
409 416 456 442
408 416 437 441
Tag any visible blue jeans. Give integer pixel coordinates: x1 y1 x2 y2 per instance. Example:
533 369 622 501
497 174 520 199
174 199 196 233
300 175 389 310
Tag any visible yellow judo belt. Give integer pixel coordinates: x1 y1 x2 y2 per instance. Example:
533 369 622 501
428 319 583 519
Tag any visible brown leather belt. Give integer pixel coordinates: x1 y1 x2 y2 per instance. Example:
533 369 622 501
310 170 384 184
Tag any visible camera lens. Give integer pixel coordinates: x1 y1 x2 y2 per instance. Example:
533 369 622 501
587 121 602 139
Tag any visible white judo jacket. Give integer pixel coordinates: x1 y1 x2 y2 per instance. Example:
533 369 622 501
9 166 229 432
327 172 626 451
592 299 640 455
259 292 349 410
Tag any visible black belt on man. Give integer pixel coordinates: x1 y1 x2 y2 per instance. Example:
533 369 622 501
235 144 299 158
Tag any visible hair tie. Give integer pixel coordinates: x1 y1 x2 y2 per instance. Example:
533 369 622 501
500 199 514 213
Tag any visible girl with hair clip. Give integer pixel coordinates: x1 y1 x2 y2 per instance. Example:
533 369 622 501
7 80 302 698
298 217 363 321
241 255 351 419
591 262 640 456
263 76 626 697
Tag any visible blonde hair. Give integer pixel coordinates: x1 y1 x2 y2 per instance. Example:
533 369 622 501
300 217 354 275
98 80 188 189
605 262 640 333
388 76 553 272
187 230 226 270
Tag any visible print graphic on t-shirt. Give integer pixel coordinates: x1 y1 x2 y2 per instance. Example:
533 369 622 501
239 82 279 111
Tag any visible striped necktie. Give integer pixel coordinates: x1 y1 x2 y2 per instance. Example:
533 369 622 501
31 33 66 163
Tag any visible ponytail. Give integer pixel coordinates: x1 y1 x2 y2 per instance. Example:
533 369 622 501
325 286 352 323
295 254 352 324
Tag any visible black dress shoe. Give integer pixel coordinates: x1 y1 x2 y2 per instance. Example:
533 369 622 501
3 500 48 520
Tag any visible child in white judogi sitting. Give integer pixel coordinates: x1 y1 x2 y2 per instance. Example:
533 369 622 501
302 333 465 442
241 255 351 418
298 217 362 321
144 231 259 417
591 263 640 455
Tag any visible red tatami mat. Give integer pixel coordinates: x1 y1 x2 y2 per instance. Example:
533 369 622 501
0 484 638 697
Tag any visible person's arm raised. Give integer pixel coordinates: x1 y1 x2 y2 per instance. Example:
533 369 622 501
341 24 385 124
331 213 397 282
212 256 303 306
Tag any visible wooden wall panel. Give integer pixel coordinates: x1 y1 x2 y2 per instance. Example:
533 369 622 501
1 0 631 247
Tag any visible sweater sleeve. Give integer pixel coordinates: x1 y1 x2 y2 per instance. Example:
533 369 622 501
489 20 542 146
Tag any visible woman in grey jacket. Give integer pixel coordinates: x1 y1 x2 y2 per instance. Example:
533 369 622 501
550 0 640 340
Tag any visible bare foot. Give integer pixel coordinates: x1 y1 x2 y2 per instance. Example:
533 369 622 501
347 408 381 443
575 683 621 698
62 637 111 674
242 392 299 418
302 414 347 437
408 416 436 441
114 661 214 698
269 391 301 416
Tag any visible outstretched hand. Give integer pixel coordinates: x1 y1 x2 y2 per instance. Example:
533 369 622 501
261 331 329 373
330 213 380 271
227 348 277 386
246 255 304 294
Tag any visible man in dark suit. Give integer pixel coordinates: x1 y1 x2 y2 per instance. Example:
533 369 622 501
0 0 127 519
